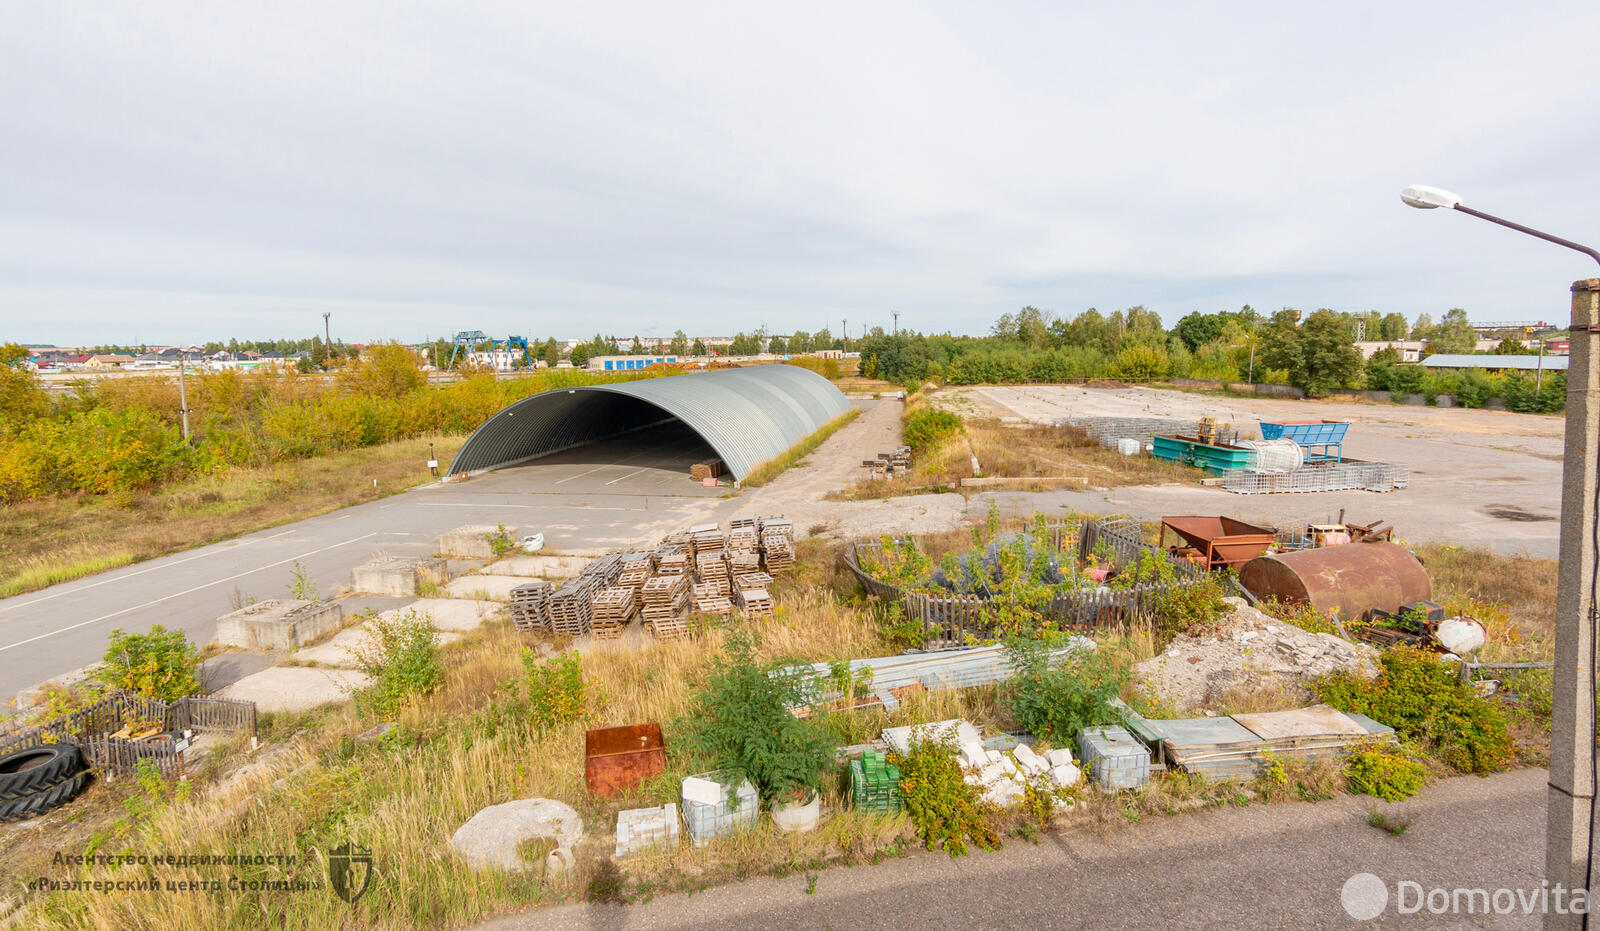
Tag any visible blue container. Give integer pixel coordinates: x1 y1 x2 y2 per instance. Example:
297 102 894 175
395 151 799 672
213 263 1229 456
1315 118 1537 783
1259 421 1349 462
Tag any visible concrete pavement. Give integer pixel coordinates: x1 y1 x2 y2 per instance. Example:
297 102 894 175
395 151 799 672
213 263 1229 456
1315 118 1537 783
481 768 1549 930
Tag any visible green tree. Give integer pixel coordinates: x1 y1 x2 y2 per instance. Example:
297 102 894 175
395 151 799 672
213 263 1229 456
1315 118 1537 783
1173 311 1227 351
1410 312 1433 339
542 338 560 368
337 343 424 398
1424 308 1477 354
1258 309 1303 375
1364 345 1404 390
729 332 761 355
570 344 590 367
1493 336 1531 355
1066 308 1117 354
813 326 834 350
0 343 49 422
789 330 812 353
670 330 689 357
690 337 707 356
768 335 788 354
1379 312 1410 341
1297 309 1363 395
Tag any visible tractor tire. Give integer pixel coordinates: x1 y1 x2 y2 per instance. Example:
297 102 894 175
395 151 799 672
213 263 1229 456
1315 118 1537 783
0 770 89 821
0 744 85 801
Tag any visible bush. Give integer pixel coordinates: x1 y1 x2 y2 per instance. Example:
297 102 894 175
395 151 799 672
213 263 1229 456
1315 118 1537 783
891 732 1000 857
520 651 591 732
1148 573 1231 643
1315 646 1513 774
677 635 836 803
1344 742 1428 801
1108 344 1170 381
350 608 442 717
903 407 963 452
1005 637 1128 742
97 626 203 702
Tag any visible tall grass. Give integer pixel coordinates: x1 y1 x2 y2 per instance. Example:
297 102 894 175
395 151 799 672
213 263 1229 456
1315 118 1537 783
739 408 862 487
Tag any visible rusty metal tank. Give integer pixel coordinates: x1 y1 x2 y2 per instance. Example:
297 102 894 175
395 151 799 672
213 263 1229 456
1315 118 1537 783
1238 542 1430 621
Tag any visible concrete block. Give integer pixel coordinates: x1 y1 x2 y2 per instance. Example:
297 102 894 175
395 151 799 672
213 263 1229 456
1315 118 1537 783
682 775 724 806
959 742 988 769
882 719 982 756
349 557 448 596
214 600 345 651
440 525 519 560
1051 763 1082 787
14 665 95 713
1045 748 1076 768
1012 744 1048 776
616 804 680 859
392 598 504 632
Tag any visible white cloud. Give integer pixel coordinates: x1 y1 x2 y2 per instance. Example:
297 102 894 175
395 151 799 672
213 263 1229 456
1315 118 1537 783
3 0 1598 343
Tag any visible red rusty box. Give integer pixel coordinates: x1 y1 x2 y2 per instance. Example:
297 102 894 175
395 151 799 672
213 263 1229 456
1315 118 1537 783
585 722 666 797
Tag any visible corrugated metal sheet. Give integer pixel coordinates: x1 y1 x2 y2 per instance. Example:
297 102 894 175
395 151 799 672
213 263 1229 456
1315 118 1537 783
447 365 852 481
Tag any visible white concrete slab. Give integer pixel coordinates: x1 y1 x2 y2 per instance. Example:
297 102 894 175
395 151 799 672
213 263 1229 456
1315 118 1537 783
444 575 532 601
216 666 371 713
393 598 504 632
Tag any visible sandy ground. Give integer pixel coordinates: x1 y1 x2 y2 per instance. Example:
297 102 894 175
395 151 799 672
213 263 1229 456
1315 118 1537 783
935 385 1564 557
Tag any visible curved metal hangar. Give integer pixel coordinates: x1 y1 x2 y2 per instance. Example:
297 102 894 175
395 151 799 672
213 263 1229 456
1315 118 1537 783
448 365 851 482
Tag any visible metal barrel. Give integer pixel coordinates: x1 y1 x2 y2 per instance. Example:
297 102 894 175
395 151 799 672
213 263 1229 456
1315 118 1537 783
1238 542 1429 621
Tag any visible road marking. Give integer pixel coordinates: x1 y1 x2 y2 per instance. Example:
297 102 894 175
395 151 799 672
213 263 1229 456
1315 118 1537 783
605 468 651 486
0 533 379 653
412 502 637 511
0 528 298 612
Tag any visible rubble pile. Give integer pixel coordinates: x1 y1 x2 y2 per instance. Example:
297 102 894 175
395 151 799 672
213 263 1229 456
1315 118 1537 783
1134 598 1379 712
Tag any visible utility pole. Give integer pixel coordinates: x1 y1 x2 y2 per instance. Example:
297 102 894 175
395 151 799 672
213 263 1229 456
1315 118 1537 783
322 312 332 360
177 356 191 443
892 310 900 336
1538 335 1547 393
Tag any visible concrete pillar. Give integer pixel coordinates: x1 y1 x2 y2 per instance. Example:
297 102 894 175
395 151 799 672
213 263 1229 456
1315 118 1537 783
1548 279 1600 930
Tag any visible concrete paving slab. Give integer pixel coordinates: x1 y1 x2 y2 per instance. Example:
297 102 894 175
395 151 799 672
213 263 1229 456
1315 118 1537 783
216 666 371 713
444 575 534 600
392 598 504 632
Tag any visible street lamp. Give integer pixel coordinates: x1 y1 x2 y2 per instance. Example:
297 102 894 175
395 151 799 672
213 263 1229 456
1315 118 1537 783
1402 184 1600 931
1401 185 1600 267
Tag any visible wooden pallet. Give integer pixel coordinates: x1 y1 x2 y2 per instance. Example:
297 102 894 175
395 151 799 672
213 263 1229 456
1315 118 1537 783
736 587 774 619
591 587 637 639
509 580 552 632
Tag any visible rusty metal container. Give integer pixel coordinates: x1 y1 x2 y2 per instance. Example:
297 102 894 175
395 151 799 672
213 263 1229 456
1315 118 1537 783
1160 516 1276 569
585 722 666 797
1238 542 1429 621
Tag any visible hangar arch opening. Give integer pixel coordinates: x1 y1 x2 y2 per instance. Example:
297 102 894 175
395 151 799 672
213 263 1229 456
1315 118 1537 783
448 365 852 483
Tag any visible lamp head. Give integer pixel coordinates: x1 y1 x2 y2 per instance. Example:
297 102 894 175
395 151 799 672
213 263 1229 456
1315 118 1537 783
1401 185 1462 210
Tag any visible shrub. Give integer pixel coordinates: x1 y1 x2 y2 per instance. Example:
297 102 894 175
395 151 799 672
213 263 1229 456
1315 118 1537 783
891 732 1000 857
1315 646 1513 774
350 609 442 718
1005 637 1128 742
520 651 591 732
903 407 963 452
97 626 203 702
1344 742 1428 801
1148 573 1231 643
678 635 837 803
1108 344 1170 381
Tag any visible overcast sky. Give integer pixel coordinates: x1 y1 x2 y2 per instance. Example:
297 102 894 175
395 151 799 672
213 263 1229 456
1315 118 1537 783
4 2 1599 346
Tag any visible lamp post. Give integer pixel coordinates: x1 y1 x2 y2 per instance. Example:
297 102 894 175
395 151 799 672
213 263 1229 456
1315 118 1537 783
1403 185 1600 930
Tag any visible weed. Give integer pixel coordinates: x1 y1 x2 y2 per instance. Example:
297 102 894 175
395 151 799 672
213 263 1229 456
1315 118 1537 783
286 560 319 600
890 731 1000 858
1367 810 1413 837
1345 742 1429 801
586 859 627 904
1005 635 1128 742
485 524 516 558
348 608 442 718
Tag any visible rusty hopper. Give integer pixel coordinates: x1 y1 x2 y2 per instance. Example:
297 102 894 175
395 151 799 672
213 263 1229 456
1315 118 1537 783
585 723 666 797
1239 542 1429 622
1160 516 1276 570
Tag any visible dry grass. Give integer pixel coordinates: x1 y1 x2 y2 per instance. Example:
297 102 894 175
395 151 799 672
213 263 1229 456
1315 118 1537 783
1413 542 1556 662
740 409 862 487
0 435 464 598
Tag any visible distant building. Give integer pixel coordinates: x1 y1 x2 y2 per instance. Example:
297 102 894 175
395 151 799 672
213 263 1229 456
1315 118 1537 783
83 354 135 369
587 355 679 371
1419 354 1568 372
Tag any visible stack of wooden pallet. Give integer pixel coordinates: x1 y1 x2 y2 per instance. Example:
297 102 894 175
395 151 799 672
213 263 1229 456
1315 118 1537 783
735 586 773 619
641 573 690 634
695 549 729 588
656 551 688 576
548 576 599 636
618 554 653 590
509 580 552 633
590 587 637 640
689 459 726 482
583 553 624 587
689 523 724 554
693 581 734 617
735 571 773 592
729 515 757 531
760 519 796 574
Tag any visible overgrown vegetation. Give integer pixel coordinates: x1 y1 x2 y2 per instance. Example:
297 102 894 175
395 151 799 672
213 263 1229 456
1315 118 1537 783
1344 742 1429 802
678 635 838 803
890 733 1001 857
1316 646 1514 775
349 608 443 718
95 625 203 702
1004 636 1128 742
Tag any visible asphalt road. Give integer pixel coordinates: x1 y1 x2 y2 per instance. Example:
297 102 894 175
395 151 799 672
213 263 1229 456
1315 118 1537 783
0 425 734 704
481 768 1550 930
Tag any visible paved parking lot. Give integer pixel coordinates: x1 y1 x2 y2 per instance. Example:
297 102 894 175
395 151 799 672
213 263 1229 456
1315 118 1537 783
0 424 733 704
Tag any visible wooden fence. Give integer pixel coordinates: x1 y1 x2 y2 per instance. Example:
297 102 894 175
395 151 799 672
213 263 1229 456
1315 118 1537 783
0 692 257 776
845 519 1205 645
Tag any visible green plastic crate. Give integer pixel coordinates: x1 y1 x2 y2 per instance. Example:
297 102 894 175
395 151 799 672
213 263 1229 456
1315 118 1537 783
850 751 901 814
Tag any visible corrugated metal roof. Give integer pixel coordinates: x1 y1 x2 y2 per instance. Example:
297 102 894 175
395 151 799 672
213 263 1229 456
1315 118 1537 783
447 365 852 481
1420 353 1568 370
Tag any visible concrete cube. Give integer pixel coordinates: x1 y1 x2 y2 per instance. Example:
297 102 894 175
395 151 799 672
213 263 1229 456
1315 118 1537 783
1045 748 1076 768
1051 763 1082 787
439 525 519 559
349 556 448 596
1012 743 1048 776
214 599 345 651
616 804 680 859
959 742 988 770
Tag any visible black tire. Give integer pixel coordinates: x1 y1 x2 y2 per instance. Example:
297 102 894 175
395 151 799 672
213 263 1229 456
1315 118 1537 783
0 744 84 801
0 770 89 821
